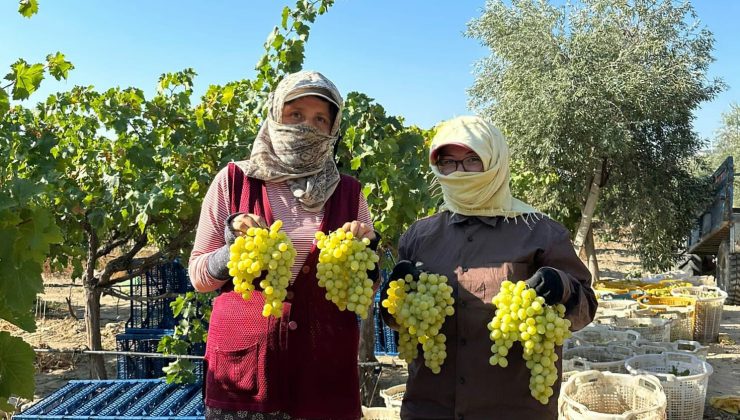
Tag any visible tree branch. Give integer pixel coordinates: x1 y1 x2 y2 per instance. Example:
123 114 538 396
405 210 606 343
97 231 149 287
97 253 163 288
97 219 196 288
95 230 131 259
100 287 180 303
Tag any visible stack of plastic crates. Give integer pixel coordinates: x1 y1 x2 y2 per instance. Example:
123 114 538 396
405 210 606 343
636 295 696 341
14 379 204 419
127 259 192 331
118 260 205 380
116 329 205 380
373 271 399 356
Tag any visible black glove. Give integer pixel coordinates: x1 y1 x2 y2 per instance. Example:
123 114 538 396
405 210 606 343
389 259 421 283
525 267 564 306
206 212 244 280
379 260 421 330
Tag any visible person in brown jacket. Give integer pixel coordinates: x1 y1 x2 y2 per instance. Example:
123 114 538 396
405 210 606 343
381 115 597 419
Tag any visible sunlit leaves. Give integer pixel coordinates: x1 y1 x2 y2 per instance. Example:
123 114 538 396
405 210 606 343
0 90 9 116
338 92 438 253
46 52 74 81
17 0 38 17
4 59 45 100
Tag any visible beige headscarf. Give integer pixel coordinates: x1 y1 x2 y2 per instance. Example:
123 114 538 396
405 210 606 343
430 115 538 218
237 70 343 212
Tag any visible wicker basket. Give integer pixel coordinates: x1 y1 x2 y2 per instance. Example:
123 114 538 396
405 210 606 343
625 352 712 420
596 317 672 343
361 406 400 420
671 286 728 343
636 296 696 341
563 345 635 374
564 336 590 350
631 339 708 361
559 370 667 419
379 384 405 409
573 325 641 346
596 299 641 320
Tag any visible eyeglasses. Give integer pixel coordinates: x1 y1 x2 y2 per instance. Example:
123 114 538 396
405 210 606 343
436 156 484 174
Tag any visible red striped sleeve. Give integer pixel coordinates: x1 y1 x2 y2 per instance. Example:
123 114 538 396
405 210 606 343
189 166 232 292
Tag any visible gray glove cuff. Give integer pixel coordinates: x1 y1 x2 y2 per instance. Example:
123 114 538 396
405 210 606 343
207 244 232 280
206 212 245 281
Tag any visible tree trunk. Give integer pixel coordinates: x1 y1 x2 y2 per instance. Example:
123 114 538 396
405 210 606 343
584 227 600 284
574 159 606 256
82 223 107 379
359 303 380 406
84 285 107 379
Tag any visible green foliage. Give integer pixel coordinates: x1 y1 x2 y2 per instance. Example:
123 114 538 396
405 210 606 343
710 104 740 166
18 0 39 18
2 0 440 384
467 0 723 269
338 92 438 251
157 291 213 384
0 183 62 408
1 53 74 114
0 332 37 410
253 0 334 116
705 104 740 204
0 3 67 406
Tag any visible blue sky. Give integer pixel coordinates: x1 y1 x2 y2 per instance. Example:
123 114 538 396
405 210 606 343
2 1 738 143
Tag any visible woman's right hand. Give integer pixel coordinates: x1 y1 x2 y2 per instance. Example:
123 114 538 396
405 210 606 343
230 213 268 236
210 213 268 281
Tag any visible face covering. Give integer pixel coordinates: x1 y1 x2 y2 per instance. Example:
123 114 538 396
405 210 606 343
430 115 538 218
239 70 344 212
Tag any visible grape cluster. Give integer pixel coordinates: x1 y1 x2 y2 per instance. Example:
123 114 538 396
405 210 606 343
488 280 571 404
315 228 380 319
382 271 455 374
227 220 297 317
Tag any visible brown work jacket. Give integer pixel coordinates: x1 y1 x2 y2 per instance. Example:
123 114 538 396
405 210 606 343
394 212 596 420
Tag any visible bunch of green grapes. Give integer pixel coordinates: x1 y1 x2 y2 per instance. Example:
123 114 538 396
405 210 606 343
227 220 297 317
315 228 380 319
488 280 571 405
382 271 455 374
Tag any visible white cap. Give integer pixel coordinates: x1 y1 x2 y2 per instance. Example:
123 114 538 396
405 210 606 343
284 86 339 109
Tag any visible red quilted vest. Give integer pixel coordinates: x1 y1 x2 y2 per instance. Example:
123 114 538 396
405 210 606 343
204 162 361 420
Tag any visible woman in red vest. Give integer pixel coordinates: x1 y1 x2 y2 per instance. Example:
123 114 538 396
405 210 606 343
189 70 378 420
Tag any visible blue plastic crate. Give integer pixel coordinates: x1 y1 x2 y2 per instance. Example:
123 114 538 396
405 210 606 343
371 283 399 356
116 331 204 380
127 260 192 330
15 379 204 419
383 327 399 355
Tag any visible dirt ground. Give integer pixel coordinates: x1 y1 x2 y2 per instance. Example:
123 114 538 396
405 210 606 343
2 238 740 419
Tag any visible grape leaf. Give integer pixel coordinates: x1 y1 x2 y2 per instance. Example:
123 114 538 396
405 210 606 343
0 332 36 399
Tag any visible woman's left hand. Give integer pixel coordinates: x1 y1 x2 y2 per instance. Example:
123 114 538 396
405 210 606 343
341 220 375 241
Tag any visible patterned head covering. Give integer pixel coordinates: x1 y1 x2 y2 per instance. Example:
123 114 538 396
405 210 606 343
238 71 343 212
